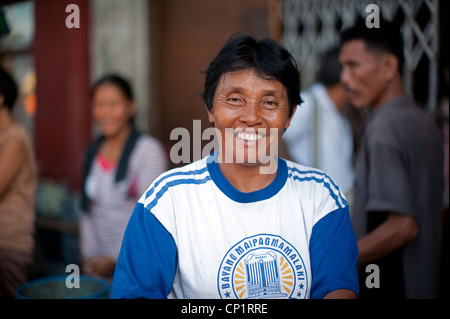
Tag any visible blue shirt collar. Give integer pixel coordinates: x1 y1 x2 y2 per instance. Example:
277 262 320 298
206 152 288 203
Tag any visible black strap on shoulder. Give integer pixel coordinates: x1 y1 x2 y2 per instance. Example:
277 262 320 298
115 126 141 183
80 126 141 212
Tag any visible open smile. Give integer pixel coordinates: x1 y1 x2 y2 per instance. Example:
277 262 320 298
233 130 266 142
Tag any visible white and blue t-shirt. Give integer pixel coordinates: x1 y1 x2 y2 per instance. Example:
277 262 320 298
110 153 359 299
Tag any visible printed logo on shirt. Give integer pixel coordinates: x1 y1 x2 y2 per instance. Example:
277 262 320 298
217 234 307 299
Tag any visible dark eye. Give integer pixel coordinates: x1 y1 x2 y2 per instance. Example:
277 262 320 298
226 96 243 106
264 100 279 108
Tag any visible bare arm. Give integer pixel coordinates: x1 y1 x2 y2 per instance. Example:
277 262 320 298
357 212 418 264
0 138 26 196
323 289 357 299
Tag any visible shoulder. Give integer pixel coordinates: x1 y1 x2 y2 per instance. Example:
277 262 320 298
138 157 210 207
308 83 328 100
284 159 348 210
131 134 167 164
135 134 165 152
0 123 29 143
285 159 334 186
367 96 440 146
0 123 29 155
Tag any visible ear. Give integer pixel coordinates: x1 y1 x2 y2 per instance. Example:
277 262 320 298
0 94 4 107
284 105 297 130
381 53 399 81
128 100 136 117
205 104 214 124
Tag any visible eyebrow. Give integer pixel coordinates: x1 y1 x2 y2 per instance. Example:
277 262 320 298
262 89 281 97
221 87 282 97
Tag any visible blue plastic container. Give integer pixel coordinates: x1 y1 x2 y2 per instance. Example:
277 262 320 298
16 275 111 299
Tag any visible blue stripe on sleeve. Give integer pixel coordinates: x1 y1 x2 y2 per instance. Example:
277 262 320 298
288 166 348 208
145 167 208 199
309 207 359 299
110 202 177 299
146 176 211 211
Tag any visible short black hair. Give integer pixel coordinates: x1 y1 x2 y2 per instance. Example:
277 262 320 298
91 74 134 101
0 67 18 111
317 47 342 87
340 17 404 74
201 35 302 117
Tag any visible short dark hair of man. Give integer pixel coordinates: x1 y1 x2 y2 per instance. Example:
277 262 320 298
340 17 404 75
317 47 343 87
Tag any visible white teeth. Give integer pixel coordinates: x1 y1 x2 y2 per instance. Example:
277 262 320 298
235 132 264 141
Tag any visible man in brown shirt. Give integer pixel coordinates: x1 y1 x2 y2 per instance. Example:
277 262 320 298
339 19 444 298
0 68 37 299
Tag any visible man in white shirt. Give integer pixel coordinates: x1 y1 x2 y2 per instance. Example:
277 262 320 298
283 48 355 195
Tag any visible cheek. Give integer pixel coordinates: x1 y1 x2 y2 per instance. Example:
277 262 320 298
92 107 100 119
92 105 107 123
211 108 237 129
356 64 380 88
362 75 385 99
270 110 292 131
112 105 132 122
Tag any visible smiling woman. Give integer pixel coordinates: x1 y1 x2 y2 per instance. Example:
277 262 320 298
209 70 290 174
111 35 359 299
202 36 302 185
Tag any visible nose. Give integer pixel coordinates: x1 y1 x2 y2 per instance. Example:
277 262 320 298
340 66 350 86
239 100 262 126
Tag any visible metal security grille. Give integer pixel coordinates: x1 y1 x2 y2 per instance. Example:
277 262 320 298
280 0 440 112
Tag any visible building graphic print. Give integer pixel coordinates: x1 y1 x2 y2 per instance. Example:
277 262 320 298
243 252 286 298
218 234 308 299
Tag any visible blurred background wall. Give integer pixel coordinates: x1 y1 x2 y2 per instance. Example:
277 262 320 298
0 0 278 191
1 0 447 191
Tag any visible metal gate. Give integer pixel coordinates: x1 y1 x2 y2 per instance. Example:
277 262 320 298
280 0 439 112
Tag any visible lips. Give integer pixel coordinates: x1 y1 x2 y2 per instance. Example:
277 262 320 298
344 85 358 96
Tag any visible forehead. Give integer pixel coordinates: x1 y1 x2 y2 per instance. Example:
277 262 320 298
93 83 128 100
216 69 287 96
339 39 378 63
94 83 122 95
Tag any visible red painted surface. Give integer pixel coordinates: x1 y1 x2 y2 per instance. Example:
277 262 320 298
34 0 91 190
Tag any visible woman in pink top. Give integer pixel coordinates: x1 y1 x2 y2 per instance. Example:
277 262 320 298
80 75 167 280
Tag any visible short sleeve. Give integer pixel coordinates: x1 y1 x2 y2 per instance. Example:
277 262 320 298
134 136 168 196
110 202 177 299
309 206 359 299
366 142 415 216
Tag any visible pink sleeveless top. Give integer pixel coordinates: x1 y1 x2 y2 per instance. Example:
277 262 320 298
0 123 37 254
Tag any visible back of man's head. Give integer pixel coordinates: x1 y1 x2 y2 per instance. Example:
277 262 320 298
317 47 342 87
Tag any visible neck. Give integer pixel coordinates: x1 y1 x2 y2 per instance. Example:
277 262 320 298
373 75 406 109
0 107 14 132
218 160 277 193
101 125 132 161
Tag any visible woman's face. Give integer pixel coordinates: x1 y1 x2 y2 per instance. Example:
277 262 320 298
92 84 135 138
207 68 295 167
